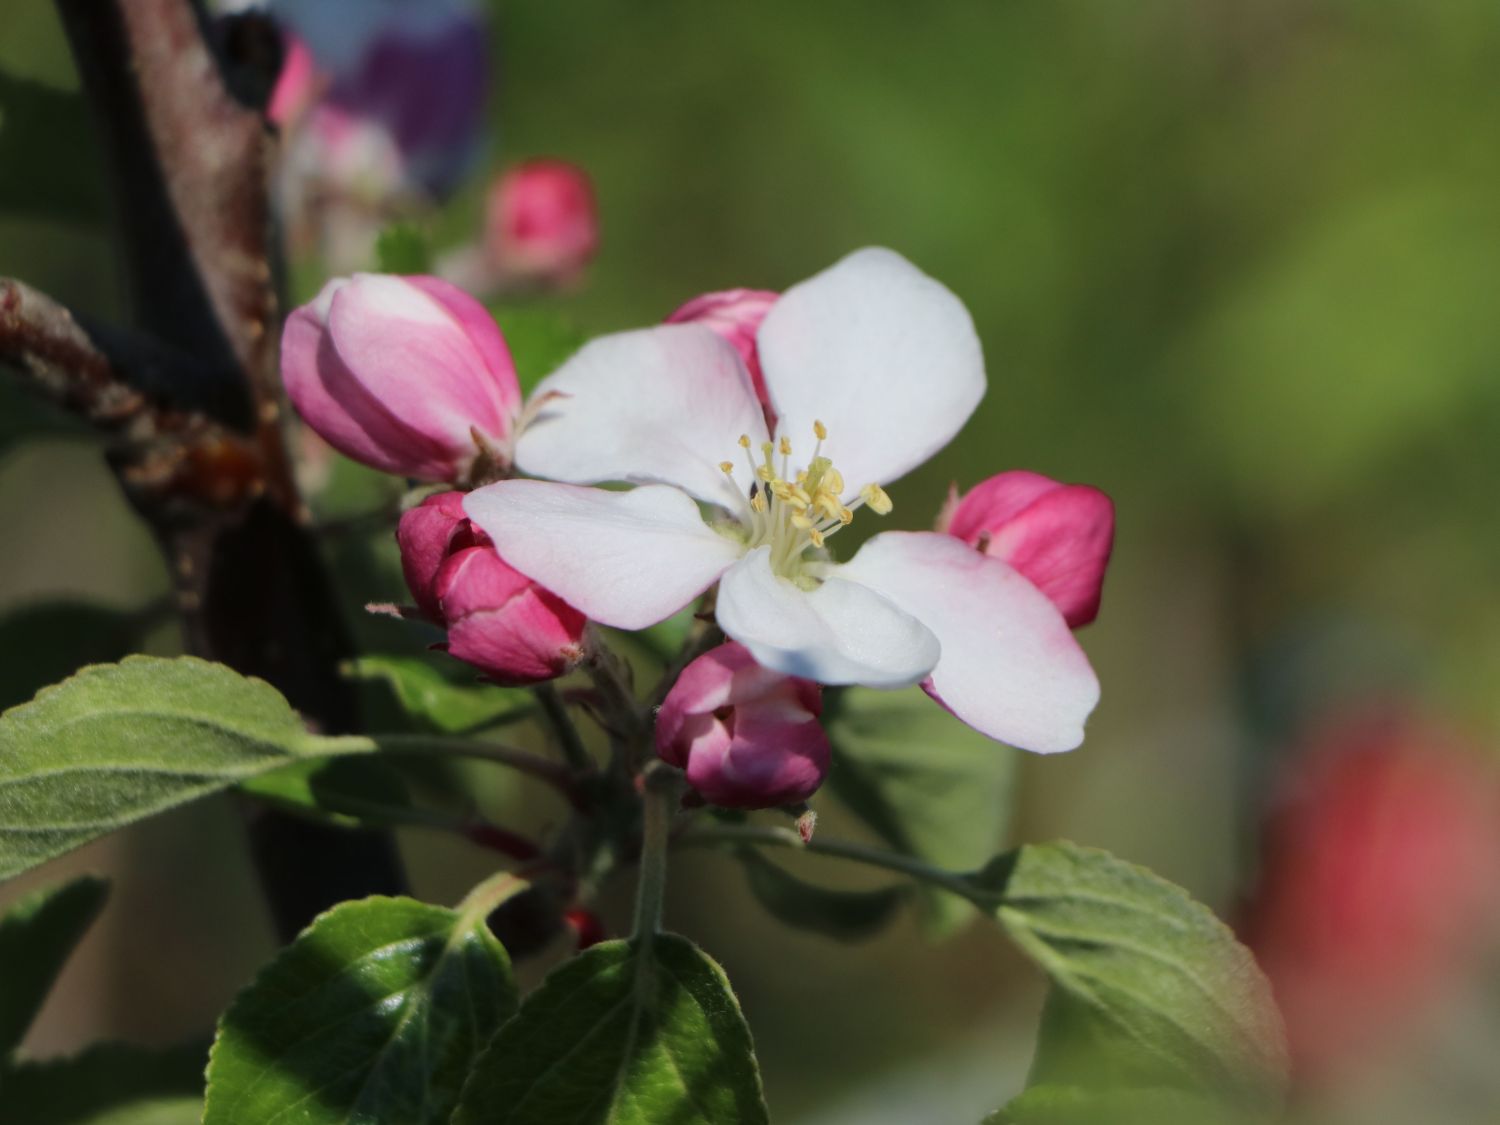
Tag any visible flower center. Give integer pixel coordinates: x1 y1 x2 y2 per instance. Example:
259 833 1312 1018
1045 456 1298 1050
717 420 892 581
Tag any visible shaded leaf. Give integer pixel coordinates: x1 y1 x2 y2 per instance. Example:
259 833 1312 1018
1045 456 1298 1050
0 601 139 712
0 656 371 882
374 223 433 274
203 895 515 1125
987 1084 1250 1125
453 935 769 1125
345 654 533 734
0 1041 205 1125
238 757 414 829
0 875 108 1056
736 847 905 942
826 685 1018 935
0 71 108 223
970 842 1287 1109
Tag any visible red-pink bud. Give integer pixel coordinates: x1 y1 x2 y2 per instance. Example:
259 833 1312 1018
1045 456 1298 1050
282 273 521 482
655 642 830 809
1240 713 1500 1086
435 546 586 686
665 289 778 408
938 470 1114 628
486 159 599 289
396 491 482 621
564 908 606 950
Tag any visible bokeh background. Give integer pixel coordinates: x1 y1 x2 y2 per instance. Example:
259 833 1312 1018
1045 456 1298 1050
3 1 1500 1121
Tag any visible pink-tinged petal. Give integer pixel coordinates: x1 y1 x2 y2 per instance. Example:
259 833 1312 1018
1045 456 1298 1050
436 547 586 685
327 274 516 448
404 275 522 420
268 36 320 128
665 289 778 407
395 490 475 620
463 480 743 630
656 641 830 808
985 484 1114 628
282 280 461 479
942 471 1115 628
716 547 939 688
938 470 1061 538
515 323 769 510
756 247 984 498
838 531 1099 753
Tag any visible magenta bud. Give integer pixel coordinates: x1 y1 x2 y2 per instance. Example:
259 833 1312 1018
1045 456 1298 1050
655 642 830 809
937 470 1115 628
396 491 482 621
435 546 587 686
665 288 778 408
281 273 522 482
486 159 600 289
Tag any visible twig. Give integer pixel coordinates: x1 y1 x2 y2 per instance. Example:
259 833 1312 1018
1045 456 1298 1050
533 682 594 773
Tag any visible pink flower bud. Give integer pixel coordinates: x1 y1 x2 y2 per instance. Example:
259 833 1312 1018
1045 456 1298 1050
655 642 830 809
1239 713 1500 1085
486 160 599 289
937 470 1114 628
267 36 320 129
434 546 587 686
665 289 778 407
282 273 521 482
396 491 587 684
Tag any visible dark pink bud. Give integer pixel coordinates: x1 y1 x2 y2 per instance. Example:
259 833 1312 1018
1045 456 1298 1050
665 289 778 408
281 273 521 482
1240 713 1500 1085
395 491 482 621
435 546 587 686
564 908 606 950
486 159 599 289
655 642 830 809
938 470 1114 628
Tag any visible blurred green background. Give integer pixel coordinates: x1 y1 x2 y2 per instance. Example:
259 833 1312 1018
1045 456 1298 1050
3 1 1499 1121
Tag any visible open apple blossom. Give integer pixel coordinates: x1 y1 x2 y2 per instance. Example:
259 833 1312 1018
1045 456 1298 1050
465 247 1104 754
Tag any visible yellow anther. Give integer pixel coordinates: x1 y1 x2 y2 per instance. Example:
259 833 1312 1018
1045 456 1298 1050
861 483 893 515
770 481 797 503
756 464 775 482
738 434 751 448
789 484 812 506
779 436 792 456
750 492 767 513
760 441 774 457
719 461 735 474
791 513 815 530
813 420 827 440
822 467 845 497
838 505 854 525
808 527 826 549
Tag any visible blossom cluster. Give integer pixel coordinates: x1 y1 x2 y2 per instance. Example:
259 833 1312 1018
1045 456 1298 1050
282 249 1114 807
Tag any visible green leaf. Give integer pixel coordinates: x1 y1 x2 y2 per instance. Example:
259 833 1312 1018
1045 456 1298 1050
453 935 769 1125
825 685 1019 935
970 842 1288 1110
0 656 370 882
374 223 433 274
0 1041 205 1125
0 875 108 1056
987 1084 1250 1125
736 847 905 942
490 307 585 395
0 601 139 712
237 757 415 829
203 895 516 1125
0 71 108 223
345 655 534 734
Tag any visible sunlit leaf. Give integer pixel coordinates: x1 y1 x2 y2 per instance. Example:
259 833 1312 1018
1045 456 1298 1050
344 654 533 734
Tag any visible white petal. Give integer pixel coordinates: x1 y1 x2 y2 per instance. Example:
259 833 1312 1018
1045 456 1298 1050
463 481 743 630
716 547 939 688
757 247 985 496
838 531 1100 753
515 323 769 510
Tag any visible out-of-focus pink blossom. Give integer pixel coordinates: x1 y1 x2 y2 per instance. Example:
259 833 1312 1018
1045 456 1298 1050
281 273 521 482
486 160 599 289
267 1 487 200
937 470 1114 628
655 642 830 809
666 289 778 408
1240 712 1500 1086
396 491 586 685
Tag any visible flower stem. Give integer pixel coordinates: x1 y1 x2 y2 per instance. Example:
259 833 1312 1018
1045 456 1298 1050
675 822 980 901
534 682 594 773
632 765 681 941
